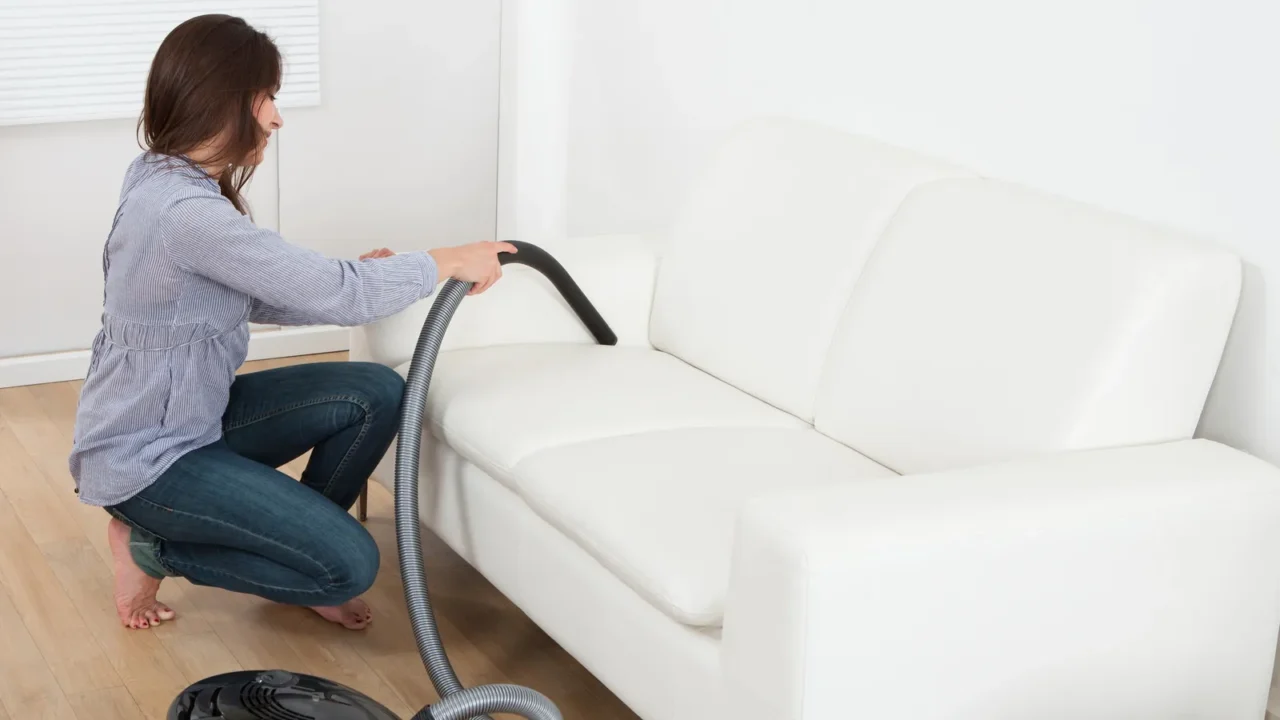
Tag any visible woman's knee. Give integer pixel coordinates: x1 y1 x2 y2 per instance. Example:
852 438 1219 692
346 362 405 427
349 362 404 404
320 523 380 600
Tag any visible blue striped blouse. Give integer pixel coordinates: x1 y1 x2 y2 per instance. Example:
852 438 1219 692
69 152 439 506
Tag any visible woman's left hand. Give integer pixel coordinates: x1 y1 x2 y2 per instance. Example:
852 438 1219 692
359 248 395 260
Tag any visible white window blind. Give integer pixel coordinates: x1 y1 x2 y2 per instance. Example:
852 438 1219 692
0 0 320 127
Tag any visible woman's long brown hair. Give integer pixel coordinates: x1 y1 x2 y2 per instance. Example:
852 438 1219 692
139 14 281 215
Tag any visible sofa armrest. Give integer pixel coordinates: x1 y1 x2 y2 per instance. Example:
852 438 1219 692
350 232 661 369
721 439 1280 720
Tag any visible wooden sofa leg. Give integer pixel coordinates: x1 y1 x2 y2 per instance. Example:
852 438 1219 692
358 480 368 522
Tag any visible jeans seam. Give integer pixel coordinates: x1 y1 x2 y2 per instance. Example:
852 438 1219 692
223 394 370 433
321 405 372 500
224 394 373 504
130 496 336 587
162 557 336 597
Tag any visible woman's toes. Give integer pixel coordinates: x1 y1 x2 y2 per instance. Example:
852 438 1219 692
307 598 374 630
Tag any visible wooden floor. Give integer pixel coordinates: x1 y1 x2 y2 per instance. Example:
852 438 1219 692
0 351 639 720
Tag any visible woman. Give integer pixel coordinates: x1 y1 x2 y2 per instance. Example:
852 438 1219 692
69 13 514 631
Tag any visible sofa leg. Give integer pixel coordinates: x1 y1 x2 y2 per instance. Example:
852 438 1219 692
357 481 368 522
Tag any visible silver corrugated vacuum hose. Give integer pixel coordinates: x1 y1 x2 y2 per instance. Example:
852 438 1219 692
168 242 618 720
394 241 617 719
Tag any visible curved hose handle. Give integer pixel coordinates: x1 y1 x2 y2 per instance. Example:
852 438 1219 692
494 240 618 346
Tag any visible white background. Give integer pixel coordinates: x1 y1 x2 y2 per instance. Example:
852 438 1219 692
0 0 501 359
500 0 1280 466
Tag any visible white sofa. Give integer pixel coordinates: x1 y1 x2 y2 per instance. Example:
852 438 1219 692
351 117 1280 720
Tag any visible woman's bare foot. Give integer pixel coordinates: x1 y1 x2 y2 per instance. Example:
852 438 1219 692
107 518 176 629
308 598 373 630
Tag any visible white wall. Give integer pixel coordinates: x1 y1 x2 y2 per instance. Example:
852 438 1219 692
0 1 500 366
495 0 572 243
278 0 501 256
501 0 1279 466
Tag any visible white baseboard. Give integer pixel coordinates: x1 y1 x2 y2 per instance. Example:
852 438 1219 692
0 325 351 388
0 350 93 389
243 325 351 362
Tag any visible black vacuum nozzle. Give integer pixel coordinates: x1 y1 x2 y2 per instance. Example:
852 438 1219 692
498 240 617 346
168 669 400 720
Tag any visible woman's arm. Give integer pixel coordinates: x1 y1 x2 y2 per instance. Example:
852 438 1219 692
247 298 326 326
248 248 405 326
158 185 438 327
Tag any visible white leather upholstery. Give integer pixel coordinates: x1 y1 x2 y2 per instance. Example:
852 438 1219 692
814 178 1242 474
370 439 729 720
352 233 661 370
513 428 893 626
722 439 1280 720
650 117 971 420
348 117 1277 720
415 344 803 477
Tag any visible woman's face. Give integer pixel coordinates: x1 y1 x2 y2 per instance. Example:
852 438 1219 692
248 92 283 165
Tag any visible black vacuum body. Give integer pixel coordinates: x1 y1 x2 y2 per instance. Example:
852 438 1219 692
169 242 615 720
169 670 399 719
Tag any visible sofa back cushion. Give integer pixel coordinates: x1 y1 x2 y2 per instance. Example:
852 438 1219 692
649 117 970 420
813 178 1241 474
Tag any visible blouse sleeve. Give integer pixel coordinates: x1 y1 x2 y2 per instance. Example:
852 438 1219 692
158 185 438 327
247 297 327 327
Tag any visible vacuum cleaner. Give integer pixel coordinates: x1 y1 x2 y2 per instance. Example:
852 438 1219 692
168 241 617 720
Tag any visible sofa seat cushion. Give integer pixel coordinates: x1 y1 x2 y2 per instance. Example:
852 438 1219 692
510 427 896 627
406 344 806 478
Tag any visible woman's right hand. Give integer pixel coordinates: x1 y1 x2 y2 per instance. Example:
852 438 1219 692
428 241 518 295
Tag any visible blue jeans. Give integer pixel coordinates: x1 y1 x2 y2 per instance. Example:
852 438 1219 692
105 361 404 606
